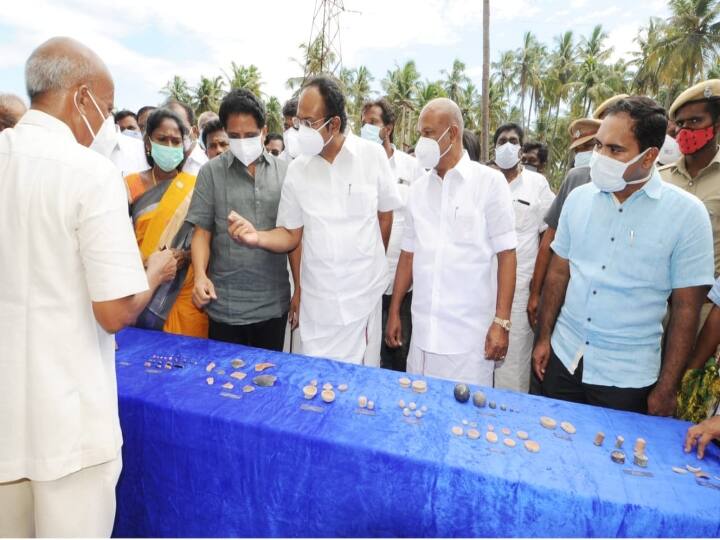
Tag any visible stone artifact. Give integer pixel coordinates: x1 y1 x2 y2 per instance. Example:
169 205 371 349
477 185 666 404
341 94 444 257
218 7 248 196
634 438 646 454
323 383 333 391
686 465 701 473
489 401 497 409
486 431 498 443
454 383 470 403
633 453 648 468
399 377 411 388
403 408 411 417
358 396 368 408
672 466 688 475
338 383 349 392
230 371 247 380
472 391 486 408
253 375 277 387
516 430 529 440
540 416 557 429
254 362 275 372
206 377 214 385
303 385 317 399
242 385 255 393
615 435 625 449
560 421 576 434
594 432 605 446
231 359 245 369
611 450 626 464
222 382 233 390
409 402 417 411
467 428 480 439
367 400 375 410
503 438 516 448
501 427 511 436
321 389 335 403
205 361 216 372
398 399 406 408
524 440 540 453
452 426 464 436
412 380 427 393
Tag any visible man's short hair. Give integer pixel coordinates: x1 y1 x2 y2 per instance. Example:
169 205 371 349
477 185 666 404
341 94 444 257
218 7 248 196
302 75 348 133
137 105 156 119
218 89 266 130
264 133 284 146
463 129 481 161
163 99 195 128
493 122 524 146
201 118 225 148
114 109 137 123
605 96 668 152
25 46 93 100
522 141 548 165
282 97 298 118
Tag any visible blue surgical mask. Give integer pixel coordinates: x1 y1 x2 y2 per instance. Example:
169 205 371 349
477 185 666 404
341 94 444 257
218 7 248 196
122 129 143 140
360 123 383 145
574 150 593 168
150 141 184 172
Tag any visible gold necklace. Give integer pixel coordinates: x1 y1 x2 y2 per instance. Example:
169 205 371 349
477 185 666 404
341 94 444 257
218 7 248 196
151 168 158 187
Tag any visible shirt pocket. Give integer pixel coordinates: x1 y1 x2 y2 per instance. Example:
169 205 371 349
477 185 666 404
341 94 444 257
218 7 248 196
346 184 376 218
513 199 533 232
452 207 477 245
618 224 670 288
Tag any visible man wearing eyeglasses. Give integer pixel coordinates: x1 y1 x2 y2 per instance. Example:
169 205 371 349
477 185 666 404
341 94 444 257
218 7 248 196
227 75 401 365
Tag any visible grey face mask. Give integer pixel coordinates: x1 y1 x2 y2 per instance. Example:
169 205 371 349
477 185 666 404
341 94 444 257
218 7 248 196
523 164 538 172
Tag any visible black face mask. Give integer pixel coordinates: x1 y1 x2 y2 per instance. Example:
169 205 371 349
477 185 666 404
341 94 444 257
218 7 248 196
269 149 281 156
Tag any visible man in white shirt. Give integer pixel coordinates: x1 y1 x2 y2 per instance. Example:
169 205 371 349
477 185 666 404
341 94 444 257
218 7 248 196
0 37 176 537
386 98 517 386
166 99 209 176
227 75 401 365
491 123 555 392
360 97 423 372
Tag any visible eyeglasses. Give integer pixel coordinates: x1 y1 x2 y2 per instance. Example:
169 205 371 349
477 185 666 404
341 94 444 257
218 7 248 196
292 117 330 130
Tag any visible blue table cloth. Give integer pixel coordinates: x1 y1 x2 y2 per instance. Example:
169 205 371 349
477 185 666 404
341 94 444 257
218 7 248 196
112 328 720 537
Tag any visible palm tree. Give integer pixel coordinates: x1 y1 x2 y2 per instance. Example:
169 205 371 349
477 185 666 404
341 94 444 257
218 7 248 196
161 75 192 104
382 61 420 149
574 25 613 115
224 62 263 96
492 50 516 103
193 76 225 114
442 59 471 103
265 96 283 134
287 36 339 90
512 32 543 131
654 0 720 87
415 80 447 110
546 31 577 140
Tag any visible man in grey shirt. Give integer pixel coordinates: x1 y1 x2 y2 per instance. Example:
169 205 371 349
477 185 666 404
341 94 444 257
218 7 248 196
187 89 290 351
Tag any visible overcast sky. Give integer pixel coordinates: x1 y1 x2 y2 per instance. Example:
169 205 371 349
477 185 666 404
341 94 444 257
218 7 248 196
0 0 670 112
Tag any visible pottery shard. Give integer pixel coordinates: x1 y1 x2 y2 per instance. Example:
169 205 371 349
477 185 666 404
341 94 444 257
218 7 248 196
222 382 234 390
230 371 247 380
242 385 255 393
467 428 480 440
231 359 245 369
254 362 275 372
399 377 411 388
303 385 317 399
524 440 541 453
486 431 498 443
253 375 277 387
452 426 464 436
205 361 216 372
206 377 215 385
321 389 335 403
398 399 406 408
323 383 333 391
516 431 529 440
560 421 576 434
672 466 688 474
412 380 428 393
540 416 557 429
686 465 702 473
503 438 516 448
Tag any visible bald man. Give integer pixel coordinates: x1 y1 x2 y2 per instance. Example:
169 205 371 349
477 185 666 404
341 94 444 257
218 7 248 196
386 98 517 386
0 93 27 131
0 36 176 537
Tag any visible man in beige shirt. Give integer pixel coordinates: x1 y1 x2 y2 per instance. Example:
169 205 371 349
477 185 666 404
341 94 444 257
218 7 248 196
660 79 720 324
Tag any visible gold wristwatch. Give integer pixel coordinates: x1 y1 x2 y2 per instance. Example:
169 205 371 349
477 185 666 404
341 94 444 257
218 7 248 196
493 317 512 331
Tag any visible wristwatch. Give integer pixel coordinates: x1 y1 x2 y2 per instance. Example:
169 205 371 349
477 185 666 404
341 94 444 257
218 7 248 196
493 317 512 331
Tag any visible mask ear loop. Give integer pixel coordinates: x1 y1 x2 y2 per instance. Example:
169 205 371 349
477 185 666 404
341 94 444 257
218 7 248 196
318 117 334 149
74 89 96 138
438 126 453 159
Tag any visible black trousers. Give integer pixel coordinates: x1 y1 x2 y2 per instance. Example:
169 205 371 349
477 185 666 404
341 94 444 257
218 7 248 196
380 292 412 372
208 314 288 352
541 347 654 414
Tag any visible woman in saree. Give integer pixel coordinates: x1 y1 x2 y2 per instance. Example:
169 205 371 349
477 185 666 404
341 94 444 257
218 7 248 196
124 108 208 338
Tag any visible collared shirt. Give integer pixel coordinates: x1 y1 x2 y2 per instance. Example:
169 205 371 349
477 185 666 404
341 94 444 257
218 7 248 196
276 134 401 337
186 149 290 325
385 146 423 295
110 131 149 178
182 143 209 176
709 276 720 306
0 110 148 482
551 171 714 388
402 154 517 355
544 166 591 230
509 168 555 306
660 148 720 276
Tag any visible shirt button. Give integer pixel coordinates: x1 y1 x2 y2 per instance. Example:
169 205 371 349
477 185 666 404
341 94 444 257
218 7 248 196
610 237 614 242
593 290 597 295
689 181 694 187
602 265 606 270
619 208 623 213
585 341 590 345
587 317 591 322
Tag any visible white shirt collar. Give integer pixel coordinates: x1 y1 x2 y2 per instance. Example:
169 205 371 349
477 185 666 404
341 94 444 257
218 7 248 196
18 109 76 142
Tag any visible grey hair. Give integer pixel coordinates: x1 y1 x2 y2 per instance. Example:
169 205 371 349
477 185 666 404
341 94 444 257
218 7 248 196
25 49 94 100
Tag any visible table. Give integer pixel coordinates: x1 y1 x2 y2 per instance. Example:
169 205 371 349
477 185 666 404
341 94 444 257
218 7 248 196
112 328 720 537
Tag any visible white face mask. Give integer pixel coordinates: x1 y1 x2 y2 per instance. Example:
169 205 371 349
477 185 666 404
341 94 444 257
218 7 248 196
283 127 300 159
297 118 333 156
573 149 593 168
589 148 651 192
658 134 682 165
415 126 452 169
229 136 263 167
74 89 117 157
495 142 521 170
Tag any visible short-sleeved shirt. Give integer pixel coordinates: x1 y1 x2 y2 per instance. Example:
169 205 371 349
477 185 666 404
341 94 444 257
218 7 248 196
402 154 517 355
276 134 401 338
186 149 290 325
509 169 555 306
0 110 149 482
544 166 591 230
660 148 720 276
550 170 715 388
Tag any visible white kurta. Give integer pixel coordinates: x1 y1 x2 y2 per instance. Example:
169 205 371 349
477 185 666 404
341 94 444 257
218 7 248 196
109 130 149 178
276 134 401 363
182 142 209 176
402 154 517 385
494 169 555 392
0 110 148 482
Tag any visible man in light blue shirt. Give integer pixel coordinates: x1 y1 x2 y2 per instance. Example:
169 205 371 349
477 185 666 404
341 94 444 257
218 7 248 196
533 96 714 415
